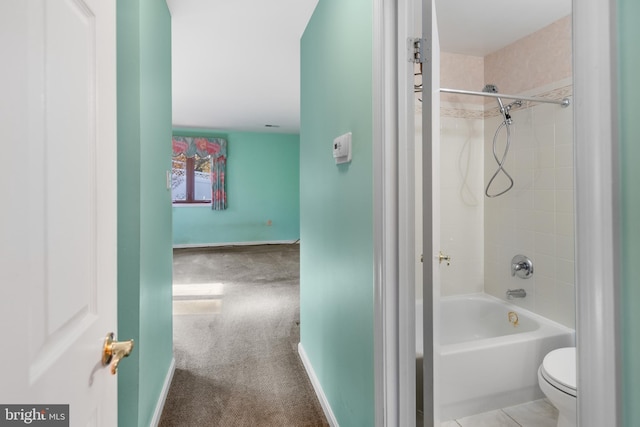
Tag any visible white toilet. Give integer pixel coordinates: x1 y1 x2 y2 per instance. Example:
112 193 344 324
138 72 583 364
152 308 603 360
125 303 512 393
538 347 577 427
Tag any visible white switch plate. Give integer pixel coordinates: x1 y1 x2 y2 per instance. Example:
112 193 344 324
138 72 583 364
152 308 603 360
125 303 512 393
333 132 352 164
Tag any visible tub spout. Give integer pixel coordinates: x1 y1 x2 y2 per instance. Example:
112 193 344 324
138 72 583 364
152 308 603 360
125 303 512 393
506 288 527 299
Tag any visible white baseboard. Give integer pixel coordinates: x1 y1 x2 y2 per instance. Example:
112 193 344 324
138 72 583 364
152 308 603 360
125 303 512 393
150 357 176 427
173 240 299 249
298 343 339 427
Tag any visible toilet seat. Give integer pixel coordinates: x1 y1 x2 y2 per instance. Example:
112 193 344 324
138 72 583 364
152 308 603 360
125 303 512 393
540 347 577 397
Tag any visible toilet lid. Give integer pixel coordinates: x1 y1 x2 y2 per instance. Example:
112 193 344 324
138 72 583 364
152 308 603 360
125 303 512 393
541 347 576 397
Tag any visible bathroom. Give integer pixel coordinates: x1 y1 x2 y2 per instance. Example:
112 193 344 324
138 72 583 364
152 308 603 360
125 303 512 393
414 0 577 425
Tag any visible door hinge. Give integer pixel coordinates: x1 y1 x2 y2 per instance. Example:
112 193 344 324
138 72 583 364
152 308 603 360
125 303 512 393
409 38 429 64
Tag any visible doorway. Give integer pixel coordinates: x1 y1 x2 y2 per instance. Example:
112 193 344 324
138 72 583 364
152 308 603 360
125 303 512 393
406 1 621 426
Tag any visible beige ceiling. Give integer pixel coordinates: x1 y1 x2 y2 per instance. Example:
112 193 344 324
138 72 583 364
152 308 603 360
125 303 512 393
167 0 570 133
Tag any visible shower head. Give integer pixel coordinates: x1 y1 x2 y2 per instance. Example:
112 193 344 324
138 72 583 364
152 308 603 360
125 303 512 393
483 83 511 122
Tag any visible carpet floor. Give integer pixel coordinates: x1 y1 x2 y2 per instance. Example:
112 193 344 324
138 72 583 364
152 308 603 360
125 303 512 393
159 244 329 427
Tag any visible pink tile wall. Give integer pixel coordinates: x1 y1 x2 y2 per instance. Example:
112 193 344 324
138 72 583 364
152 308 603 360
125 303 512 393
440 52 484 105
484 16 572 97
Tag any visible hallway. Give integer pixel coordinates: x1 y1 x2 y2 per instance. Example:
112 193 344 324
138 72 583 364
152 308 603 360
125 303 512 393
159 245 328 426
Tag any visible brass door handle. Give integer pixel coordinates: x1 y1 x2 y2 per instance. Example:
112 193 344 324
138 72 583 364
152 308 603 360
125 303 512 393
438 251 451 266
421 253 451 265
102 332 134 375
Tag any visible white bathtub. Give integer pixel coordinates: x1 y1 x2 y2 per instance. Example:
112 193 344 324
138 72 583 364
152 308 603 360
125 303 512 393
416 293 575 421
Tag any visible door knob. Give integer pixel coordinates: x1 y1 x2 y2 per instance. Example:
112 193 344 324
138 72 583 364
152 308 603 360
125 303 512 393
438 251 451 266
102 332 134 375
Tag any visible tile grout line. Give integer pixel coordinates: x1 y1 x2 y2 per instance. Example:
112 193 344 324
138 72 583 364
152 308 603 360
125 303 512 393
501 409 524 427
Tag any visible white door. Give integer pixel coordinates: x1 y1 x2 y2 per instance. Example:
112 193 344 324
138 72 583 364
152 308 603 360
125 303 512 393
420 0 441 425
0 0 119 425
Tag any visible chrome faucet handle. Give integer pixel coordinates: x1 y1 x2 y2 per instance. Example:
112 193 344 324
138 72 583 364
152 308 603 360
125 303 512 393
512 261 527 273
511 255 533 279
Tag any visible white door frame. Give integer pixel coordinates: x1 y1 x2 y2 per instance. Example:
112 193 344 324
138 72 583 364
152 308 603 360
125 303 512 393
395 0 419 425
573 0 621 426
373 0 401 425
374 1 623 426
373 0 423 425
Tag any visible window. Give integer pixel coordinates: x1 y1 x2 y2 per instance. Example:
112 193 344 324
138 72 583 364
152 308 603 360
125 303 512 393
171 136 228 209
172 153 212 203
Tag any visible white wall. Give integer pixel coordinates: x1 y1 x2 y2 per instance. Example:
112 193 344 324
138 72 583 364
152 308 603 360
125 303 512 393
483 80 575 328
415 53 486 300
439 104 485 295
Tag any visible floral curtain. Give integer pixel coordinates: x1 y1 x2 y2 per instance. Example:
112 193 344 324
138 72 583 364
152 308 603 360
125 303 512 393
172 136 227 210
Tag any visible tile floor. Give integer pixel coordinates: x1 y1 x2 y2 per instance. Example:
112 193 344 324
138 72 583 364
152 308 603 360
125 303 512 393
442 399 559 427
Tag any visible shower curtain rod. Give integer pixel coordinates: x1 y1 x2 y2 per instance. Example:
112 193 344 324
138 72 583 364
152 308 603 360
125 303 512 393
439 87 571 107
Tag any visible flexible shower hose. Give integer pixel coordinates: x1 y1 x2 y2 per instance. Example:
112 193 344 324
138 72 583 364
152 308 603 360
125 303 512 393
485 113 514 198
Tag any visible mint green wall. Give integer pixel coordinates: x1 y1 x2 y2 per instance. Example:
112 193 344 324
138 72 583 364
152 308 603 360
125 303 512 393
172 129 300 246
116 0 142 424
117 1 173 426
138 1 174 425
299 1 375 425
618 0 640 425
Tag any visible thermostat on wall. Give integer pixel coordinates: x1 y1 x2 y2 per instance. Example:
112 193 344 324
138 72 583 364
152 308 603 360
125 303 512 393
333 132 352 165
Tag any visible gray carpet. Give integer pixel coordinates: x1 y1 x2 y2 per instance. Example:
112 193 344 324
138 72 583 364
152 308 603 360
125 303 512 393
159 244 329 427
